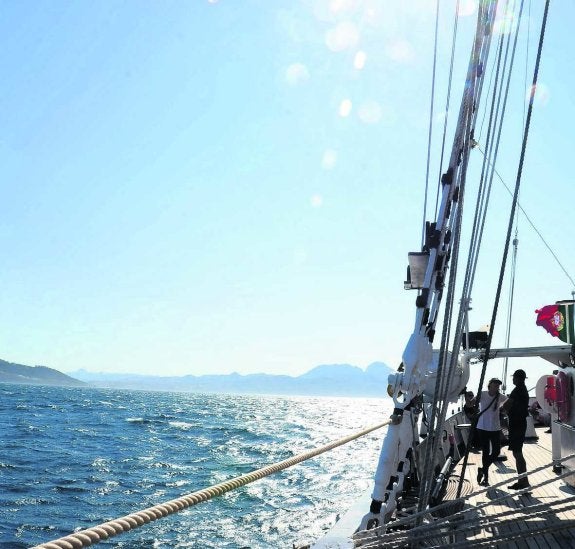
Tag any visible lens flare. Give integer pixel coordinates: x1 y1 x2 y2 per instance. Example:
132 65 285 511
385 39 414 63
322 149 337 170
325 21 360 52
311 194 324 208
354 50 367 70
339 99 352 117
285 63 310 86
358 100 382 124
457 0 477 17
527 83 550 106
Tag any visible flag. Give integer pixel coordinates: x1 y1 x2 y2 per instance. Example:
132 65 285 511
535 303 575 343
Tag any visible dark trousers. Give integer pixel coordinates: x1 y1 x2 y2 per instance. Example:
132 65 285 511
477 428 501 475
509 419 528 480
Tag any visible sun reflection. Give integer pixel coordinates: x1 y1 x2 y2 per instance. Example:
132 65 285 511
325 21 360 52
322 149 337 170
354 50 367 70
358 100 382 124
339 99 352 117
285 63 310 86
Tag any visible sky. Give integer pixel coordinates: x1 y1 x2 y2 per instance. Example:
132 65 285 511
1 0 574 385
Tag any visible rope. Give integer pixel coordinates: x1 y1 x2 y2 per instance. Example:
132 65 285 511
457 0 540 496
32 420 390 549
416 0 499 515
422 0 440 248
473 140 575 288
502 229 518 390
434 0 460 220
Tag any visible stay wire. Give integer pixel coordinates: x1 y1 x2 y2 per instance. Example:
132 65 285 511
418 0 500 512
456 0 527 497
502 228 519 390
466 0 514 296
468 0 550 496
473 141 575 288
422 0 441 249
434 0 460 220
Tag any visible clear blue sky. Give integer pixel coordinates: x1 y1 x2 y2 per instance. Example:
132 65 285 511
1 1 573 381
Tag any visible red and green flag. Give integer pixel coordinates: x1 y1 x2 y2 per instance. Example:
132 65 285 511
535 302 575 343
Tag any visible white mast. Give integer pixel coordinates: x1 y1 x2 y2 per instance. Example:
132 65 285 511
360 0 501 529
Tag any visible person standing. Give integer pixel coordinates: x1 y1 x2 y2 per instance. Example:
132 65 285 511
476 378 507 486
503 369 530 489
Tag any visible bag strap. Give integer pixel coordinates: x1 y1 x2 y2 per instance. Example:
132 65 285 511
477 394 498 420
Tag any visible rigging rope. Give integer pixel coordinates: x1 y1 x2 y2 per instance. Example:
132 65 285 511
502 229 519 390
416 0 500 517
422 0 441 249
434 0 460 220
32 420 389 549
456 0 531 497
473 140 575 288
470 0 550 418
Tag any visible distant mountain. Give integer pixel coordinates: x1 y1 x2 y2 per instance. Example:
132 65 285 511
0 359 86 387
0 358 393 397
68 361 394 397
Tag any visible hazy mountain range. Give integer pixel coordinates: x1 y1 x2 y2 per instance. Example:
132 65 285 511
0 358 394 397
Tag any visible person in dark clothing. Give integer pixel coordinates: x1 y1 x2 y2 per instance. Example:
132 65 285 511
502 369 530 489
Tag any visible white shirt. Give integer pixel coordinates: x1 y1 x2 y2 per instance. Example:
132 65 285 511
476 390 508 431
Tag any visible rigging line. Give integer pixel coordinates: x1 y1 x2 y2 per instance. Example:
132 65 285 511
458 0 528 496
475 0 550 487
32 421 390 549
502 230 519 390
477 21 498 140
418 0 501 510
417 0 499 503
473 141 575 287
461 0 522 329
466 0 516 296
419 185 464 513
523 0 532 127
434 0 460 220
458 1 508 309
422 0 441 249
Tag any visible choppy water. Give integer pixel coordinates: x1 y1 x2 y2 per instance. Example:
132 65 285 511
0 384 390 548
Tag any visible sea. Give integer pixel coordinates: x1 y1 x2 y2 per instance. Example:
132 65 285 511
0 384 392 548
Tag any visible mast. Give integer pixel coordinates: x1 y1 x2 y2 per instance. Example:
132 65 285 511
361 0 500 529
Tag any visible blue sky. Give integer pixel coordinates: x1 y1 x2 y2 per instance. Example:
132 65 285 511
1 1 573 383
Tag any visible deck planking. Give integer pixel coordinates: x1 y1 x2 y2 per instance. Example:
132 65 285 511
447 424 575 548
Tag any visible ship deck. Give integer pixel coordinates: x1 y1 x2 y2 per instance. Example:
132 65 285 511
311 422 575 549
446 423 575 548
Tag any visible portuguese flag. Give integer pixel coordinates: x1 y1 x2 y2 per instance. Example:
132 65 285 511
535 302 575 343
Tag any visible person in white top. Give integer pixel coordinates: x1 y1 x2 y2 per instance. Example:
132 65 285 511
474 378 508 486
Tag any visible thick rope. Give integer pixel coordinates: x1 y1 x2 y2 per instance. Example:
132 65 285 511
32 420 390 549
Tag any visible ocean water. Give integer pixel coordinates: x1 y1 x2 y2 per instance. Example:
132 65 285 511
0 384 391 548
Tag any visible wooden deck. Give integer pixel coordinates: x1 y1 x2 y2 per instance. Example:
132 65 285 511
312 422 575 549
448 424 575 548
